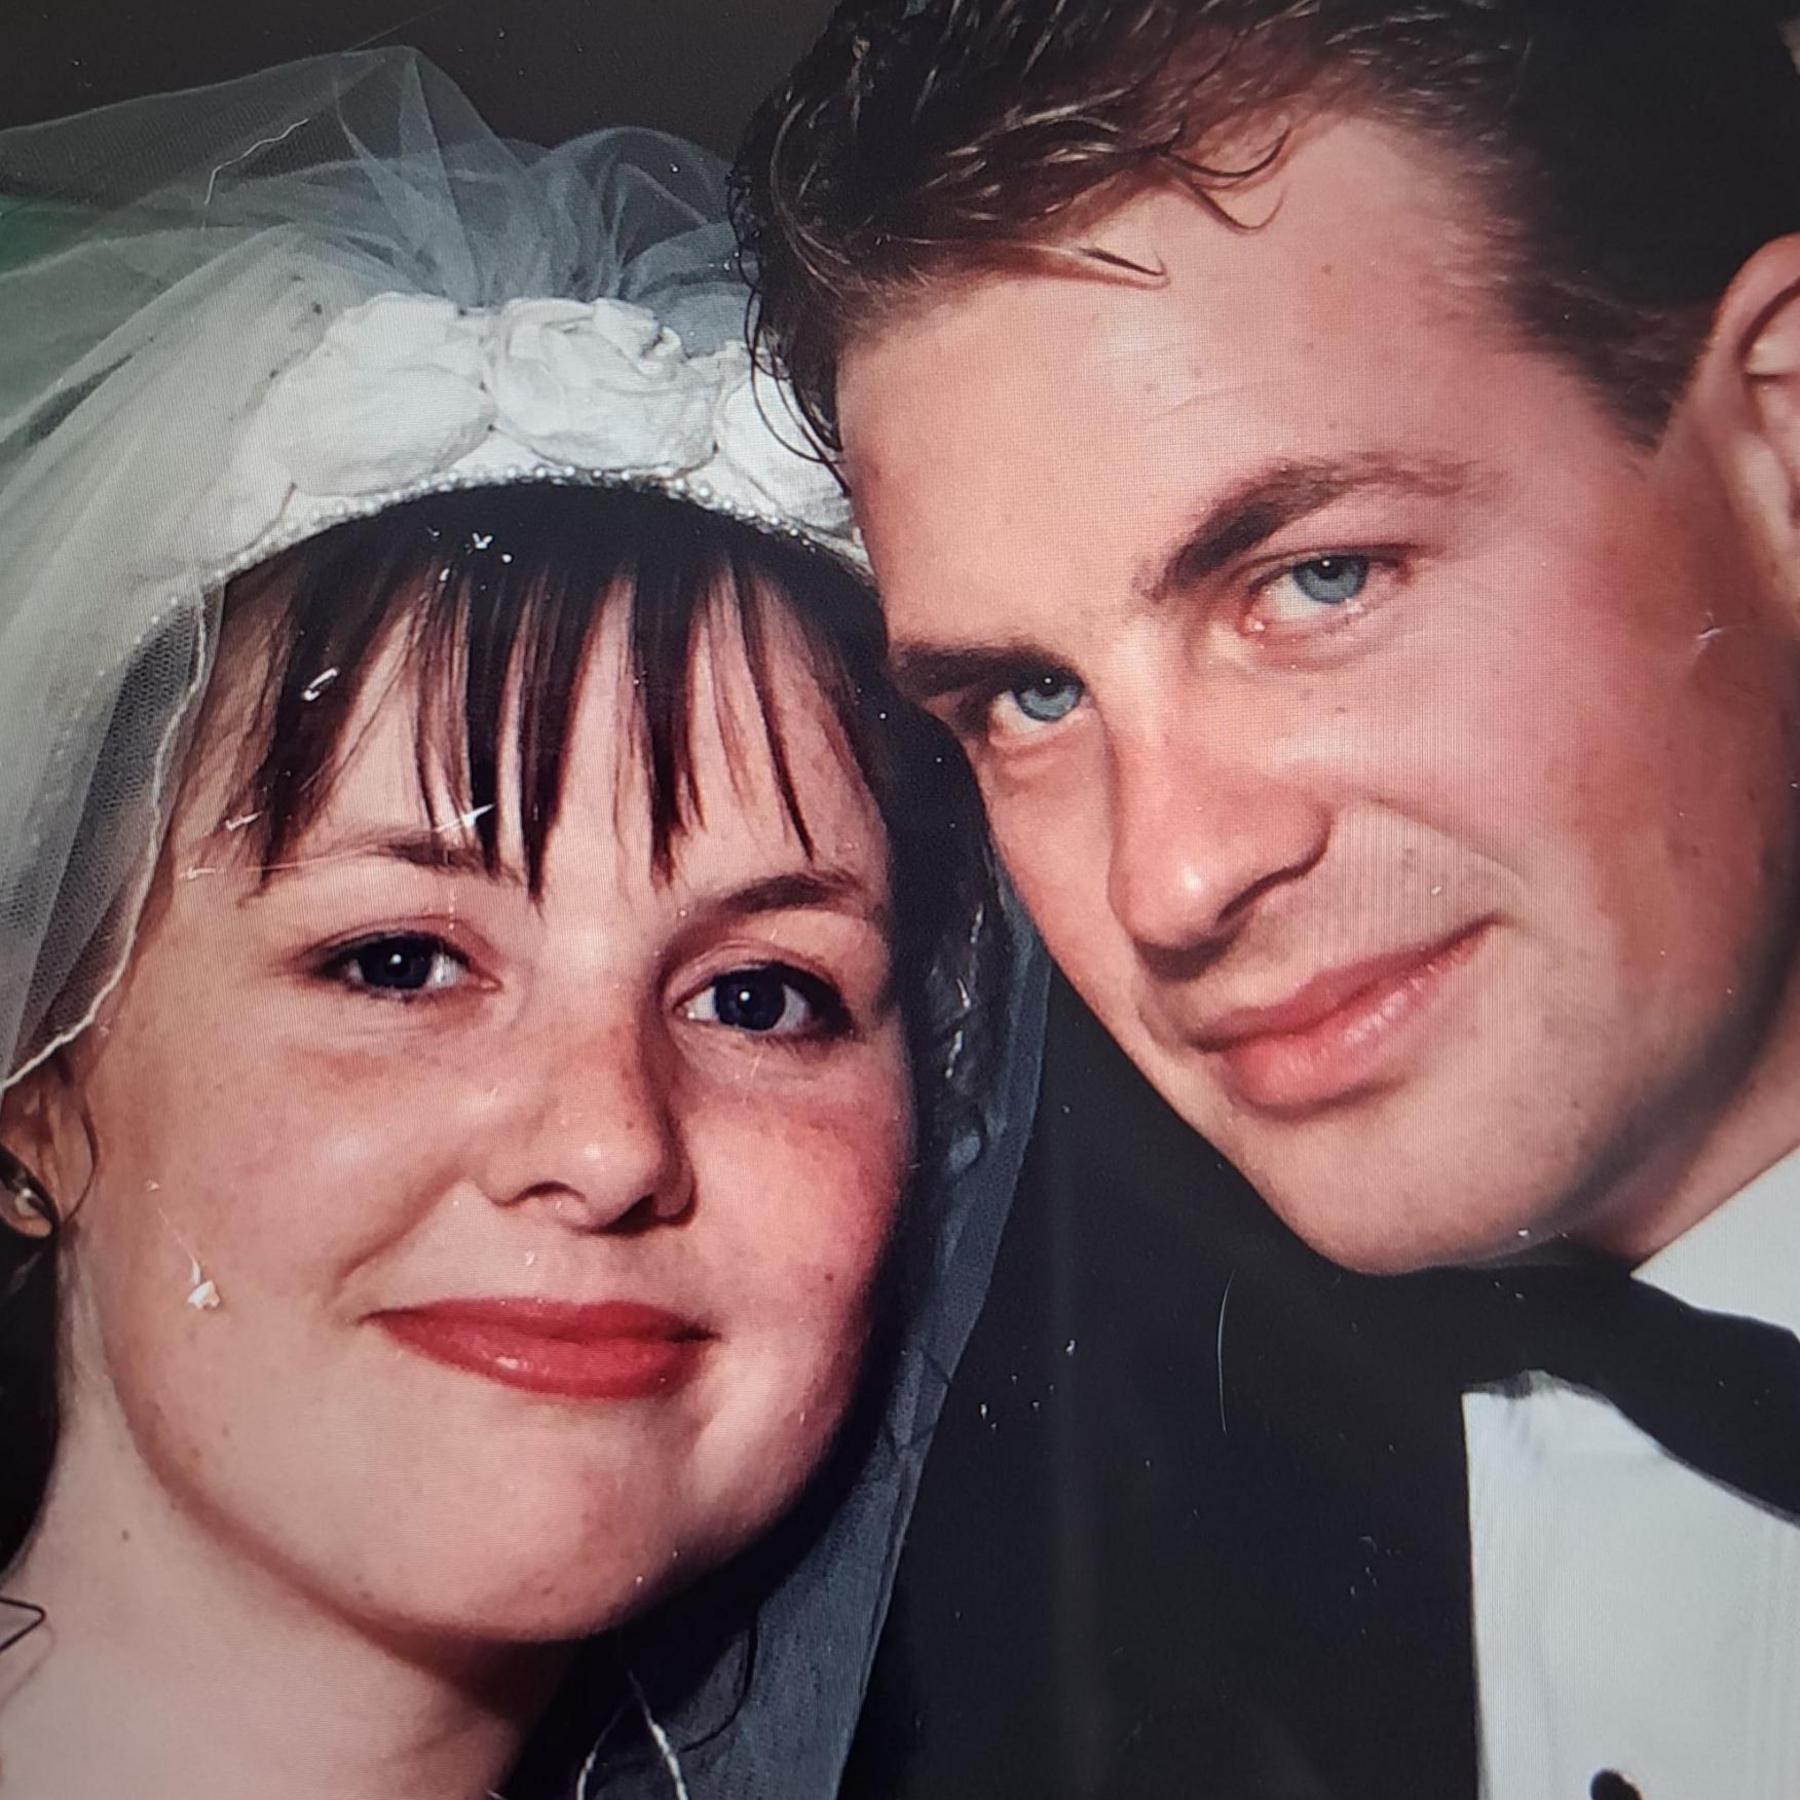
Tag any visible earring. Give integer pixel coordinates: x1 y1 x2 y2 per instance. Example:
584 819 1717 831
0 1144 58 1242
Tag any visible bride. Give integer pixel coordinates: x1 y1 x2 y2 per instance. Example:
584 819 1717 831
0 50 1039 1800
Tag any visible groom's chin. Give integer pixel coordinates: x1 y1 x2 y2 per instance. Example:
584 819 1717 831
1205 1084 1598 1279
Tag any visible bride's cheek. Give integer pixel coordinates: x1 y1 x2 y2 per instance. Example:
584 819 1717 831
694 1060 909 1314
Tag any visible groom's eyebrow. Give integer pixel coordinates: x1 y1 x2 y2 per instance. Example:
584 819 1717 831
890 452 1487 703
1147 452 1486 600
890 640 1060 703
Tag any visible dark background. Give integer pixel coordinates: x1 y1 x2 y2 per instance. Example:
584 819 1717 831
1 0 837 152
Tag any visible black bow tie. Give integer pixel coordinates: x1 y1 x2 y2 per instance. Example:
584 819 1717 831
1462 1262 1800 1518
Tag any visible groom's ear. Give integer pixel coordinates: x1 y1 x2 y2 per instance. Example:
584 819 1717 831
1683 235 1800 562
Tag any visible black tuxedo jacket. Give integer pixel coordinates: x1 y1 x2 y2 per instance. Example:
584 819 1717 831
841 977 1499 1800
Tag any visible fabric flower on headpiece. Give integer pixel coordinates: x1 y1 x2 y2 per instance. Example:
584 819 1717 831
706 361 847 525
261 295 493 495
487 298 718 470
196 289 861 577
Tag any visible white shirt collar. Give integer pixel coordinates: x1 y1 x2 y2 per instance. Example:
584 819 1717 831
1635 1140 1800 1332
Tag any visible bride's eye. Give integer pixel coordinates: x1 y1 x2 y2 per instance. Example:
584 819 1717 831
682 965 849 1039
324 934 470 997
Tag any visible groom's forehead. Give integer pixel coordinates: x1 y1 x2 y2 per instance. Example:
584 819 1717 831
842 115 1527 386
838 124 1554 529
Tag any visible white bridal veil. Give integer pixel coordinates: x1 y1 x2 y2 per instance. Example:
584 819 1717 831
0 48 857 1088
0 47 1046 1796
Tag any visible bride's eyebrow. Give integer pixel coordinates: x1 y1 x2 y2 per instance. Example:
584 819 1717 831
243 825 512 892
699 866 890 930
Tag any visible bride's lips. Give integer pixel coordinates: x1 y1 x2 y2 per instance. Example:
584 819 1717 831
377 1298 712 1399
1193 924 1489 1114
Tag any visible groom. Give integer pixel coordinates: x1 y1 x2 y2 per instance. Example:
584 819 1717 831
734 1 1800 1795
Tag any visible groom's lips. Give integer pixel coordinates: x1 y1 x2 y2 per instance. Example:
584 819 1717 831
1190 922 1490 1113
377 1298 712 1399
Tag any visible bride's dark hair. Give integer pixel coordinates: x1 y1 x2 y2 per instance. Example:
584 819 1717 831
0 480 1007 1571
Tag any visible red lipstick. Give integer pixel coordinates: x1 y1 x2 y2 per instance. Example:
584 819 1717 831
377 1298 710 1399
1196 924 1487 1114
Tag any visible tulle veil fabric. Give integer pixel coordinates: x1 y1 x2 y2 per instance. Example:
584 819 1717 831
0 49 751 1088
0 47 1046 1796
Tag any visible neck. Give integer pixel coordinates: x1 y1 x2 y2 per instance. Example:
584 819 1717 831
1577 950 1800 1265
1 1396 565 1800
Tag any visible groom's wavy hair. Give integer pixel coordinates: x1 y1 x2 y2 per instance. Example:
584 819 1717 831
733 0 1800 451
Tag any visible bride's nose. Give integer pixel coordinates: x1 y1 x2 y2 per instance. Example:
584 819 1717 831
474 997 694 1233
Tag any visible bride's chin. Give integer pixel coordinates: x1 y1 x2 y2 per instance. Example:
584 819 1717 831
472 1577 694 1647
355 1558 700 1655
362 1499 768 1653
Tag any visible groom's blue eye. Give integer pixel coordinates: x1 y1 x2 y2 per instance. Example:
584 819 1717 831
1006 671 1084 726
1288 555 1370 606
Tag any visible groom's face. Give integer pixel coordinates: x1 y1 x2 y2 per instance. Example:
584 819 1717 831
839 117 1800 1272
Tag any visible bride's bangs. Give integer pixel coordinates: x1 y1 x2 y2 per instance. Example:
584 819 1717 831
207 484 880 892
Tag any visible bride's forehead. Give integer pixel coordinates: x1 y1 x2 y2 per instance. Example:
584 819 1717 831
182 577 872 886
216 677 880 916
336 606 846 795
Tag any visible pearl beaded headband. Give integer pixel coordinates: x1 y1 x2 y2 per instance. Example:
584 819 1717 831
194 291 866 588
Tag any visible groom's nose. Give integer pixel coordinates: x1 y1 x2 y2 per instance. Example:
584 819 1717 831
1103 705 1332 965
